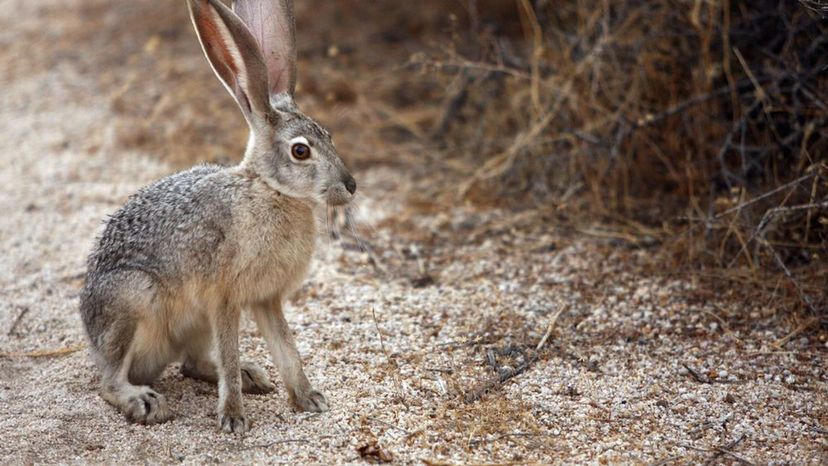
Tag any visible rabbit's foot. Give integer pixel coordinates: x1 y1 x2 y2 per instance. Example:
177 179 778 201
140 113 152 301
218 409 249 433
291 388 329 412
122 387 173 424
241 363 276 394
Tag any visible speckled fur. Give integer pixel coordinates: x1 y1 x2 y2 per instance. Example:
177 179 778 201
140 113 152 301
80 0 351 433
82 164 316 354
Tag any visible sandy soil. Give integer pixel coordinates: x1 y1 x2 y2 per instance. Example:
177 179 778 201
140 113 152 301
1 1 827 464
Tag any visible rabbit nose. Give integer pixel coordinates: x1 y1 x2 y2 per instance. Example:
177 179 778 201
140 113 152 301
343 175 357 195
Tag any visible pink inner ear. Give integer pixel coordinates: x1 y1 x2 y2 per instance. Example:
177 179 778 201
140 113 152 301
264 44 292 95
233 0 296 96
198 16 239 76
192 5 243 97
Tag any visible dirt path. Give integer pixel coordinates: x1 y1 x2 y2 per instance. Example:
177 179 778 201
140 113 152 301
1 1 826 464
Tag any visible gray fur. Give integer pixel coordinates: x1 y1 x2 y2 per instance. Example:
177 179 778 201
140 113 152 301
79 0 353 433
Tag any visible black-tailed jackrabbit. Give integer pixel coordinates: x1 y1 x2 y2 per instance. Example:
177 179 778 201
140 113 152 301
80 0 355 433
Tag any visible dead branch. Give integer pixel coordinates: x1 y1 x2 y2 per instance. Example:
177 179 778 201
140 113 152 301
681 363 736 385
0 344 86 359
536 306 566 351
682 363 711 384
463 353 539 403
431 73 475 139
7 306 29 336
713 172 820 220
704 435 754 466
773 317 822 349
463 315 561 403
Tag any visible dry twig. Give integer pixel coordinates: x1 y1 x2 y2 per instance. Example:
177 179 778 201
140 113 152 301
371 308 409 409
682 435 754 466
536 306 566 351
0 344 86 359
463 310 562 403
7 306 29 336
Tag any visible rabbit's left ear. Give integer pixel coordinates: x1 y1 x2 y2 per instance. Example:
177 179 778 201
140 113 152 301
188 0 273 121
233 0 297 97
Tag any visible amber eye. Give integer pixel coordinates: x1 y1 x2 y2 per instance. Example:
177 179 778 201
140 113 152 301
291 143 311 160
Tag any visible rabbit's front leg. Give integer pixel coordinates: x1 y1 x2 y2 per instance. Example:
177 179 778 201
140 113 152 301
252 298 329 412
211 305 248 433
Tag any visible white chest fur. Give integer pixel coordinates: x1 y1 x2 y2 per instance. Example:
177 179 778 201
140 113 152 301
227 186 317 306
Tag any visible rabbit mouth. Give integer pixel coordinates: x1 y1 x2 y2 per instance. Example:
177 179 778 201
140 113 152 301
325 185 353 206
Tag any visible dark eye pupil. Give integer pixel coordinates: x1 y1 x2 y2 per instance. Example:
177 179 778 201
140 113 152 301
292 143 309 159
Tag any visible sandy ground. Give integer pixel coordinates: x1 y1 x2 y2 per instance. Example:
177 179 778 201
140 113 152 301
1 1 827 465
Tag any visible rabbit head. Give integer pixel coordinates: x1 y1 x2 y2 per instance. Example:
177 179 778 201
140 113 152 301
188 0 356 206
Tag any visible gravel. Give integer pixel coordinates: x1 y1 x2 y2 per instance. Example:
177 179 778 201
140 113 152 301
1 1 826 464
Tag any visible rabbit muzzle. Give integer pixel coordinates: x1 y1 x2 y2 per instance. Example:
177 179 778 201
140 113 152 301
325 175 356 206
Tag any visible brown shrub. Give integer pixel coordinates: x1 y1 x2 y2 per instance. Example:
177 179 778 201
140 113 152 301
419 0 827 315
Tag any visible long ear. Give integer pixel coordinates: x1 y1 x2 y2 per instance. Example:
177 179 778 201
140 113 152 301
187 0 272 120
232 0 297 97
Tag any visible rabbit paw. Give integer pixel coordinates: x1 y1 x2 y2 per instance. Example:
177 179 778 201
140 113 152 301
241 363 276 395
124 388 173 425
292 389 329 412
219 412 249 433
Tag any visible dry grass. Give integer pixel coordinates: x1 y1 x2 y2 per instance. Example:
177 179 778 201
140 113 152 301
413 0 828 318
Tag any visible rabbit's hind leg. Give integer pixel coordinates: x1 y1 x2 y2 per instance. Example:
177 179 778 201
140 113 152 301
180 328 276 395
83 275 174 425
98 321 174 424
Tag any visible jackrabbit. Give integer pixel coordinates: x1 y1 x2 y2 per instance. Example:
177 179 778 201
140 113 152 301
80 0 355 433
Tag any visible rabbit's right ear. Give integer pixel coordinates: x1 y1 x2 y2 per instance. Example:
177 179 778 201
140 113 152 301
233 0 297 97
187 0 273 122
